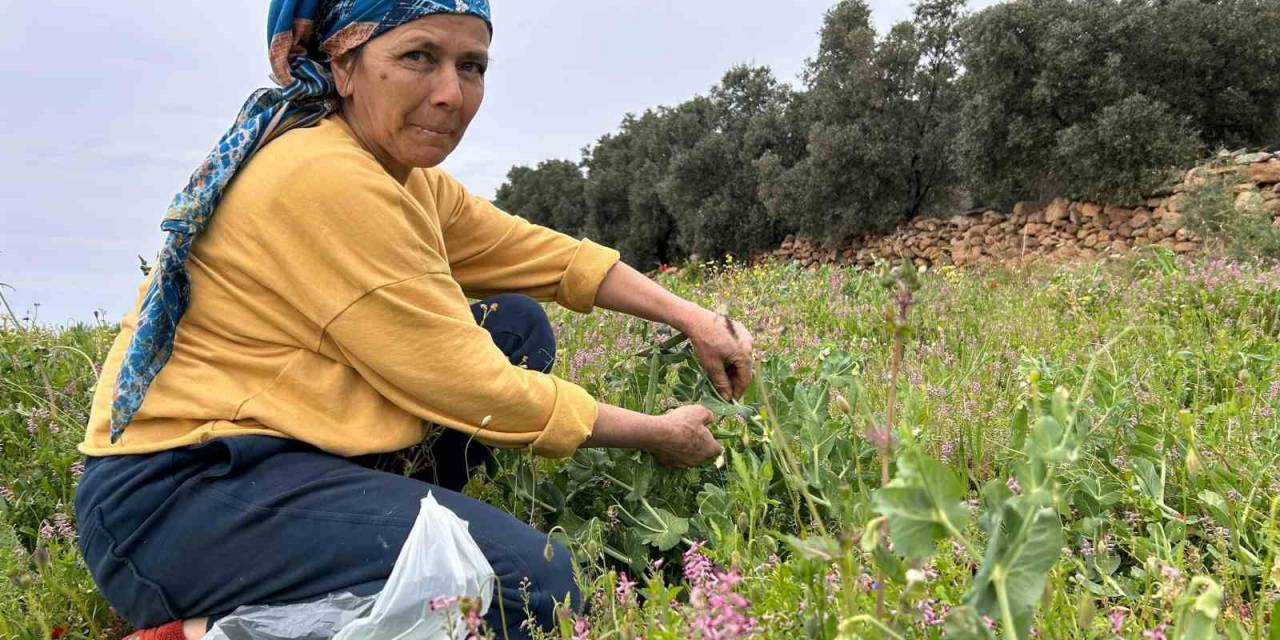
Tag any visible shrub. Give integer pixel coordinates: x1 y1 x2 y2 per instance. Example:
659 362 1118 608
1053 93 1202 204
1179 169 1280 260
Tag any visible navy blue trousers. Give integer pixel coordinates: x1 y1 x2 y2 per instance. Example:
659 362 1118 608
73 294 580 639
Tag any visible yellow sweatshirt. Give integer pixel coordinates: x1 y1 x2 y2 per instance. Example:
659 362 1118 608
79 116 620 459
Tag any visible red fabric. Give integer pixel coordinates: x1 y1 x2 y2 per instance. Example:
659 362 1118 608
122 620 186 640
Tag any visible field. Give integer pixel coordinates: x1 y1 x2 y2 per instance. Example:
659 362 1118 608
3 250 1280 639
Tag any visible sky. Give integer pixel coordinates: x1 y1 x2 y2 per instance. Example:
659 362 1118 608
0 1 997 326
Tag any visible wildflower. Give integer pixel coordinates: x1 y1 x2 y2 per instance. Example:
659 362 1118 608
1142 623 1168 640
615 571 637 606
570 616 591 640
1107 607 1128 635
52 512 75 540
939 439 955 462
918 599 947 626
683 542 716 587
458 596 484 639
1006 476 1022 495
428 595 459 612
1160 565 1180 580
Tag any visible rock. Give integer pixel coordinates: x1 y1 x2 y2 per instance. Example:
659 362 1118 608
1264 199 1280 215
1174 242 1198 254
1084 233 1100 248
1134 236 1151 247
1237 190 1266 211
1130 210 1152 228
1023 222 1048 236
1156 208 1183 228
1249 159 1280 184
1235 151 1273 165
1013 201 1050 220
1104 205 1134 226
1044 197 1071 224
981 210 1005 224
1078 202 1103 219
949 215 975 230
781 235 796 250
1146 226 1169 241
1117 223 1134 238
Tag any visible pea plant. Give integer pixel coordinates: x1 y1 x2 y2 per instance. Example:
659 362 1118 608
484 260 1233 639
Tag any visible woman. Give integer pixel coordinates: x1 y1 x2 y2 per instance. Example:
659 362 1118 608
73 2 752 639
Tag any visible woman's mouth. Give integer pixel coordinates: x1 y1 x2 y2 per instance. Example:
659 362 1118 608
411 124 455 137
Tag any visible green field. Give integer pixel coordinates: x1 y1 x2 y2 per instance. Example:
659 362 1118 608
3 250 1280 639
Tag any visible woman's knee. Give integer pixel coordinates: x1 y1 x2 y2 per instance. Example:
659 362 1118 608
475 294 556 372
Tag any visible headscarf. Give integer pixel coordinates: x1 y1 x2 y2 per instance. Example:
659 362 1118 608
109 0 493 444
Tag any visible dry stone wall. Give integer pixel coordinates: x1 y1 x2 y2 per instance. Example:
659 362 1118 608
763 151 1280 270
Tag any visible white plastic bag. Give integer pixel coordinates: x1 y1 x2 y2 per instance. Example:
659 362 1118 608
203 492 495 640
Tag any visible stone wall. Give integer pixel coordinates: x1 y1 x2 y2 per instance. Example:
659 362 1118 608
765 151 1280 269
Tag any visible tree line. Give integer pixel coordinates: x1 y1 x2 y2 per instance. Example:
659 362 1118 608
494 0 1280 269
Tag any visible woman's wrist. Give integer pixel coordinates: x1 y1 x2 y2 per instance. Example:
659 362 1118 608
583 402 666 452
667 300 709 336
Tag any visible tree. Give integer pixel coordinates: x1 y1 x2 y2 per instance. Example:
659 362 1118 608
956 0 1280 207
759 0 967 244
661 66 803 259
493 160 588 237
582 101 713 268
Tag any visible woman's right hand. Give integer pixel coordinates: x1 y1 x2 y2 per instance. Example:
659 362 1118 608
645 405 723 469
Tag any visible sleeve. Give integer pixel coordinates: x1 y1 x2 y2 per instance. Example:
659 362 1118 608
324 270 599 458
232 145 596 458
428 169 621 313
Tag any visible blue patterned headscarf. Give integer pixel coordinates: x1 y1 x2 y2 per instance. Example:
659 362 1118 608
109 0 493 444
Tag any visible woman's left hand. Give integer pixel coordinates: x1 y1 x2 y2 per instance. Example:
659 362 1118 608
680 307 754 401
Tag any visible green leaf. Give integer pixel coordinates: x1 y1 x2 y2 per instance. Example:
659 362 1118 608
701 395 758 419
967 503 1063 640
1010 404 1029 452
1172 577 1223 640
942 605 996 640
1133 457 1165 506
635 507 689 551
782 534 840 561
873 449 968 560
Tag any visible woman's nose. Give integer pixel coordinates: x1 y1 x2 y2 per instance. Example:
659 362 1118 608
429 66 464 111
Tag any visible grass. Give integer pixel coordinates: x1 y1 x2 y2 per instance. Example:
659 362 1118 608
2 249 1279 638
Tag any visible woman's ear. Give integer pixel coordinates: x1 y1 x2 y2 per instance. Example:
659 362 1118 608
330 51 360 99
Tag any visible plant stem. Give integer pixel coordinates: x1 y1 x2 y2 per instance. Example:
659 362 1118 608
876 274 914 619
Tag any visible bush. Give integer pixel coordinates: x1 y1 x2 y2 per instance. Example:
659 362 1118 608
957 0 1280 208
662 66 802 259
493 160 589 238
1179 169 1280 260
1053 93 1202 204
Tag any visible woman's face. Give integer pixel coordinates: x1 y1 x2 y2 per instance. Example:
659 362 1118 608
331 14 490 180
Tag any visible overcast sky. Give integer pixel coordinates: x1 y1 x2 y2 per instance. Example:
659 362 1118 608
0 1 997 326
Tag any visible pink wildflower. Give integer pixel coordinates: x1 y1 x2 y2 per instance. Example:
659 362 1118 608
1142 623 1167 640
428 595 459 612
681 543 757 639
616 572 637 606
570 616 591 640
1108 607 1128 635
